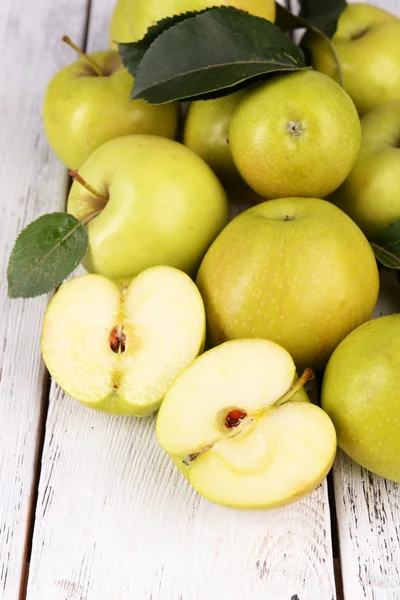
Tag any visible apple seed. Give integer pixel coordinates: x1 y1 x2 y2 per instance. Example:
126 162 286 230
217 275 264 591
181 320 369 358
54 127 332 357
225 408 248 429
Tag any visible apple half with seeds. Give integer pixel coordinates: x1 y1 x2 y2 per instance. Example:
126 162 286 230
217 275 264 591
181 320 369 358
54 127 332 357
41 266 205 416
157 339 337 508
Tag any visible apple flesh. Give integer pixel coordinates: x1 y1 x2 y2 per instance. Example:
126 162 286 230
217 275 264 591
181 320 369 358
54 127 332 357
322 314 400 482
41 266 205 416
67 135 229 281
129 0 276 42
43 50 178 169
330 100 400 239
157 339 336 508
229 70 361 199
302 3 400 116
196 197 380 371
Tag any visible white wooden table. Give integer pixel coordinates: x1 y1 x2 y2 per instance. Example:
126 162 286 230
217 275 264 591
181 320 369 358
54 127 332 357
1 0 399 598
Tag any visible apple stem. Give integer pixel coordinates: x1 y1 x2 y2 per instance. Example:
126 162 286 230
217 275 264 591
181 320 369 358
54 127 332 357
69 170 107 202
62 35 104 77
274 368 314 408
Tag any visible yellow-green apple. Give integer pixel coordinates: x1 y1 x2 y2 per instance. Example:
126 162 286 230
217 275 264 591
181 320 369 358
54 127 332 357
229 70 361 199
109 0 134 49
330 101 400 239
128 0 276 42
196 197 379 370
67 135 229 281
184 91 246 183
43 41 178 169
184 91 263 204
41 266 206 416
157 339 337 508
322 314 400 482
302 3 400 116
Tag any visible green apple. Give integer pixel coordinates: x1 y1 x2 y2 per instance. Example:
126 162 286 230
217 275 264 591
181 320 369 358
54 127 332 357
330 101 400 239
302 4 400 116
229 70 361 200
184 91 247 183
157 339 336 508
43 42 178 169
196 197 379 371
67 135 229 281
109 0 134 49
322 314 400 482
183 91 264 204
41 266 206 416
128 0 276 42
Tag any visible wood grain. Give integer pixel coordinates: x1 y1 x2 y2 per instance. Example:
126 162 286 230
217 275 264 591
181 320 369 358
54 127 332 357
25 1 336 598
333 271 400 600
0 0 89 597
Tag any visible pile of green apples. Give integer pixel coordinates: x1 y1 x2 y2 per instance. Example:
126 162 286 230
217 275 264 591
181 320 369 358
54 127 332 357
40 0 400 509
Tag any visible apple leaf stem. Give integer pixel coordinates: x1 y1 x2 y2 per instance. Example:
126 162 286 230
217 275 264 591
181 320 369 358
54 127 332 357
62 35 104 77
69 170 107 202
274 368 315 408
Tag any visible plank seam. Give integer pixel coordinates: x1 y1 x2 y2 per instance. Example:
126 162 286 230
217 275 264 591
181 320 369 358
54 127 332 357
17 0 94 594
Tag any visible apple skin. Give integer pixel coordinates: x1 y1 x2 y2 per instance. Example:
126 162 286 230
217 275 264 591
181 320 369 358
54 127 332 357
229 70 361 200
302 3 400 116
109 0 134 49
67 135 229 281
196 197 379 371
330 101 400 240
43 51 179 169
322 314 400 482
129 0 276 41
184 91 247 184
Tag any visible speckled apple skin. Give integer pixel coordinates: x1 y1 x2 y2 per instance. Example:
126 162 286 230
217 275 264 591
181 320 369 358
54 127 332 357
331 101 400 239
322 314 400 482
229 70 361 200
302 3 400 116
196 197 379 370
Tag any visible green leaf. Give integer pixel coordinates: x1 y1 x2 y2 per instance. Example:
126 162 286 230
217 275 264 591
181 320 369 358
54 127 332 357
299 0 347 38
371 221 400 270
7 213 88 298
119 9 210 77
125 7 306 104
275 4 344 86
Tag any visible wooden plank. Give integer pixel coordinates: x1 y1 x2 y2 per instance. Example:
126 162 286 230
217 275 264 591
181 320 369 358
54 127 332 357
334 271 400 600
26 2 336 598
0 0 90 597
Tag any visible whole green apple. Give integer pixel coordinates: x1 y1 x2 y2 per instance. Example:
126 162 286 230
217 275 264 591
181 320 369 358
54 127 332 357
67 135 229 281
229 70 361 200
109 0 134 49
43 49 178 169
196 197 379 370
184 91 246 183
128 0 276 42
302 3 400 116
184 91 264 204
322 314 400 482
330 101 400 239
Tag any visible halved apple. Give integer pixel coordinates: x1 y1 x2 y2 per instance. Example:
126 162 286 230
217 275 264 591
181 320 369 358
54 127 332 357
156 339 337 508
41 266 205 416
